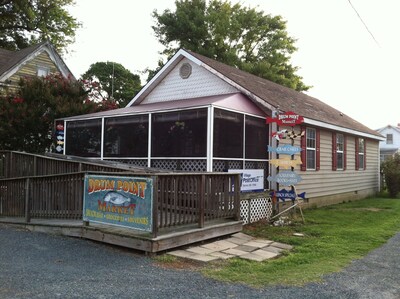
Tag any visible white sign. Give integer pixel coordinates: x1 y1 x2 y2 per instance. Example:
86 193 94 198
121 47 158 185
229 169 264 192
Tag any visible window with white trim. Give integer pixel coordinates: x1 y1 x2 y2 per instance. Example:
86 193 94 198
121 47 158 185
357 138 365 170
386 134 393 144
336 134 344 170
37 66 50 77
306 128 316 170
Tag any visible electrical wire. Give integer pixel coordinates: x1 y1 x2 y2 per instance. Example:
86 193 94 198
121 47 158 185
347 0 380 47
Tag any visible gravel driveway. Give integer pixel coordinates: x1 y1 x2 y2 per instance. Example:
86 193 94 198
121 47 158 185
0 223 399 299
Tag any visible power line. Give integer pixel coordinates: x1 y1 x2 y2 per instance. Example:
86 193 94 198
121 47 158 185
347 0 380 47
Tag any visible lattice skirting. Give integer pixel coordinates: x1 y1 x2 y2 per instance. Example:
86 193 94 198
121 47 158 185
240 197 273 225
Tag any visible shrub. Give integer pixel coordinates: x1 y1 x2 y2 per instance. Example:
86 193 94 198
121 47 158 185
381 153 400 198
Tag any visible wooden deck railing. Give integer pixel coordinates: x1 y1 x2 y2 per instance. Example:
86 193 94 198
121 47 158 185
0 152 240 237
0 151 158 179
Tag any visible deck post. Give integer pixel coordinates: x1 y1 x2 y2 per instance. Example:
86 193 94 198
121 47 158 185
24 178 31 223
33 156 37 176
234 174 240 221
152 175 159 238
198 174 205 228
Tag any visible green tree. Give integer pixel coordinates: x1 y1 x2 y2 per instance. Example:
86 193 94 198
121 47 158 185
81 62 142 107
0 74 117 153
152 0 309 91
381 153 400 198
0 0 80 53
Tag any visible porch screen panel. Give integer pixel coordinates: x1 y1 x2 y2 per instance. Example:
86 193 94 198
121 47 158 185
152 108 207 157
65 119 101 157
104 115 148 157
245 116 268 159
213 109 243 158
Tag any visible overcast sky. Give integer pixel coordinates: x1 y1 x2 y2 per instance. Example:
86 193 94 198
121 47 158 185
64 0 400 130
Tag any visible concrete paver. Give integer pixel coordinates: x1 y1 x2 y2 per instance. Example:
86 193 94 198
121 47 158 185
167 233 293 263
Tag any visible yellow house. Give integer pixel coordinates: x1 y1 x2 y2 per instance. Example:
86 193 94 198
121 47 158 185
0 41 75 94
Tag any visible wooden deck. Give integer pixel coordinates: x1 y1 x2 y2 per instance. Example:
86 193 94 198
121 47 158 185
0 217 242 253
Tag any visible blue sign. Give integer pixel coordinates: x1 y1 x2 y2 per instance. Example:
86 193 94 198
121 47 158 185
267 144 302 155
270 188 306 202
267 170 302 185
83 175 153 232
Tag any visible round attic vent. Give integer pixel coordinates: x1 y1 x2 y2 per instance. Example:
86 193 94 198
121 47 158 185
179 63 192 79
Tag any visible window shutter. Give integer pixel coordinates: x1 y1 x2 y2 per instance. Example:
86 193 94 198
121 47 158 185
300 126 306 171
332 132 337 171
316 128 320 171
364 139 367 170
355 137 359 170
344 135 347 170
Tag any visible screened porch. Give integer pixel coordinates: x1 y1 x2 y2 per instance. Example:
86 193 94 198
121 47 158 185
57 93 270 189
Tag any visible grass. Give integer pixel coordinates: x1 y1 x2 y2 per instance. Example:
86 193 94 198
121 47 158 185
201 196 400 287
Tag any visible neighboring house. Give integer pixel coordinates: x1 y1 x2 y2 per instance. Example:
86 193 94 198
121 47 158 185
0 41 75 94
376 124 400 162
57 48 384 207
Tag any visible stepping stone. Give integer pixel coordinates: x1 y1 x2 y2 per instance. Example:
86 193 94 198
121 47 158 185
230 232 255 241
201 240 237 251
222 248 249 256
261 246 284 254
242 240 271 248
271 242 293 250
235 245 258 252
209 251 235 260
188 254 220 262
186 246 215 255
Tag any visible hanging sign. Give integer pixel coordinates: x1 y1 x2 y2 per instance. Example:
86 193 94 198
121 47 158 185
270 188 306 202
83 175 153 232
270 156 302 169
266 111 304 126
267 170 302 185
268 144 302 155
54 121 65 153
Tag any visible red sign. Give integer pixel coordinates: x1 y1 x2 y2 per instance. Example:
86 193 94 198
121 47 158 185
266 111 304 126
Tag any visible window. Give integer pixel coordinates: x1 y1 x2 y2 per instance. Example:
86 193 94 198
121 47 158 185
245 116 268 159
152 109 207 157
37 66 49 77
301 127 320 171
213 109 243 158
336 134 344 170
306 128 316 169
65 119 102 157
104 115 148 157
356 138 365 170
387 134 393 144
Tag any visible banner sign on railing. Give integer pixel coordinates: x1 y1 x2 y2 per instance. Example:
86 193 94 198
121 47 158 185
83 174 153 232
228 169 264 192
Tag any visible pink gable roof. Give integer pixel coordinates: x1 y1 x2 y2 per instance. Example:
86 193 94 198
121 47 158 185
62 93 265 121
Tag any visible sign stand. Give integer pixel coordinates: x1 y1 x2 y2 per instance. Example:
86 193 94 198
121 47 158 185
267 110 306 223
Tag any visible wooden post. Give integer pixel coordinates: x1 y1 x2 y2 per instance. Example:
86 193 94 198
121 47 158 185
24 178 31 223
234 174 240 221
33 156 37 176
152 176 159 238
198 174 205 228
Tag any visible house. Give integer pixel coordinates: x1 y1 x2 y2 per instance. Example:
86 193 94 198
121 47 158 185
56 48 384 207
376 124 400 162
0 41 75 94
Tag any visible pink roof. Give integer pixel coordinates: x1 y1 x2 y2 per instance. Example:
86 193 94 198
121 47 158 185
62 93 266 120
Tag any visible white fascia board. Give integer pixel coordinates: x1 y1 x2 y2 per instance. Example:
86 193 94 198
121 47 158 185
304 117 385 141
126 49 203 107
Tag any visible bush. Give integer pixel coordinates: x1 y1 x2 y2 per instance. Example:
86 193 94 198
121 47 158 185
381 153 400 197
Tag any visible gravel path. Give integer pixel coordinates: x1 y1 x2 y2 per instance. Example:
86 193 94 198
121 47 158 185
0 223 399 299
